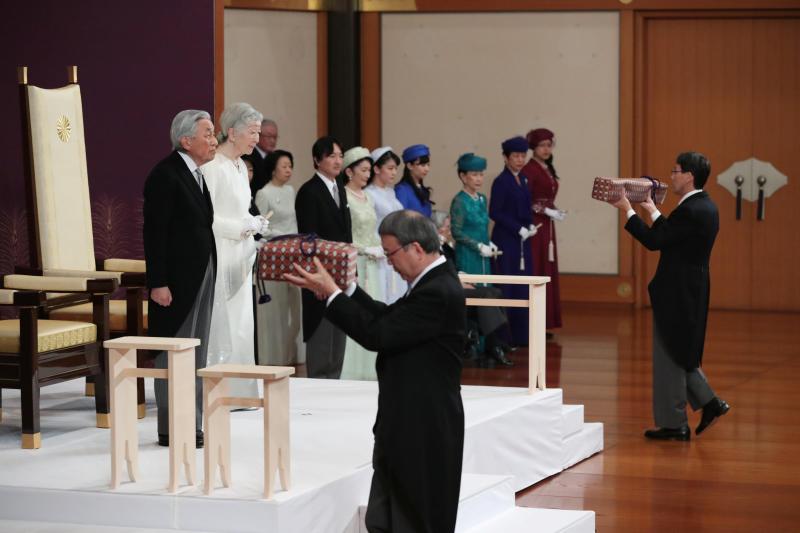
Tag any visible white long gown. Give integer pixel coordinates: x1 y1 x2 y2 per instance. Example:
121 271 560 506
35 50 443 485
365 183 407 303
202 153 259 399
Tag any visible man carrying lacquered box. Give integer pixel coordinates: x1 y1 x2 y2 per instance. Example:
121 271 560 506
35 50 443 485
610 151 729 441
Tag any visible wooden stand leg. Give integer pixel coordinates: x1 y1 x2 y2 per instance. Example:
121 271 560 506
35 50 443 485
167 347 196 492
263 376 290 499
85 378 95 397
137 378 146 419
109 347 139 488
528 283 547 393
203 376 231 495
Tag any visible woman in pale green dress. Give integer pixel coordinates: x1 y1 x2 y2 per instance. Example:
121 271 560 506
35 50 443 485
340 147 384 380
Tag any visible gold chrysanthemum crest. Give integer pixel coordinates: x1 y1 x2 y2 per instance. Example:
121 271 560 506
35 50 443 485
56 115 71 142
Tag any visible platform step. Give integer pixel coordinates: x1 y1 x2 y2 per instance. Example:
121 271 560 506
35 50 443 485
562 422 603 470
357 473 514 533
561 404 584 439
465 507 595 533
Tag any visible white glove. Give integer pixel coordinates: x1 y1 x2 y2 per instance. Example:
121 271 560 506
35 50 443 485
544 207 566 221
256 215 270 235
528 224 538 237
255 238 267 250
364 246 385 259
489 241 499 254
478 243 493 258
241 216 261 238
518 226 532 241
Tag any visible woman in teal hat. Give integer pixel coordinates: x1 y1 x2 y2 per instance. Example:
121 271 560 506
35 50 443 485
449 153 496 275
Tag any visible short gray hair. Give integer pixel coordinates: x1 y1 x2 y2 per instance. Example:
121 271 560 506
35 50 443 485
218 102 263 142
261 118 277 129
430 210 450 230
170 110 211 150
378 210 440 254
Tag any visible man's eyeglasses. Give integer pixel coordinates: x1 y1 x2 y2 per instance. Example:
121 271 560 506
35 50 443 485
385 243 410 258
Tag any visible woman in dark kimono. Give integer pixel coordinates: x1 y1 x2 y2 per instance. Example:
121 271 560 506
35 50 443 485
489 136 537 346
522 128 564 332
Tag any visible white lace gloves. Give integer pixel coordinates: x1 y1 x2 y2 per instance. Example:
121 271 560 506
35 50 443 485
241 216 270 239
363 246 385 260
544 207 567 221
489 241 499 254
519 226 536 241
478 243 494 258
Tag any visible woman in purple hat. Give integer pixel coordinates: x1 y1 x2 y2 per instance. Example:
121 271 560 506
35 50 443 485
522 128 563 333
395 144 434 217
489 136 537 346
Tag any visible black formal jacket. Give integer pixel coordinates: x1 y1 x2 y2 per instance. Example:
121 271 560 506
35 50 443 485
327 261 466 533
295 173 352 340
143 150 217 337
625 191 719 369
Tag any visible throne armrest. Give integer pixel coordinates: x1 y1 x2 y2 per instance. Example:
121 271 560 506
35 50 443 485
4 274 118 294
43 268 122 283
103 258 145 273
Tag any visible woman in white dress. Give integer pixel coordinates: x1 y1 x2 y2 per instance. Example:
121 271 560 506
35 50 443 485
365 146 407 303
340 147 384 380
254 150 302 366
202 102 268 400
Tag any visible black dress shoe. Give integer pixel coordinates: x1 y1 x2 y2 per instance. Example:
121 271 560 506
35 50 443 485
644 426 690 441
489 346 514 367
158 431 204 448
696 397 730 436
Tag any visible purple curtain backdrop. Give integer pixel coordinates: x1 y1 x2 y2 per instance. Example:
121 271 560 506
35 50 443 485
0 0 216 275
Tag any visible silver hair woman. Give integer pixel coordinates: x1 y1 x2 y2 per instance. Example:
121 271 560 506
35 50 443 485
169 109 212 150
201 102 267 401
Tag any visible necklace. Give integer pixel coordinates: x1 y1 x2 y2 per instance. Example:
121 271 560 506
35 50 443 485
348 187 366 200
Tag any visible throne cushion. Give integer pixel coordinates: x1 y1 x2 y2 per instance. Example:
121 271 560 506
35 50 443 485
49 300 149 332
0 320 97 353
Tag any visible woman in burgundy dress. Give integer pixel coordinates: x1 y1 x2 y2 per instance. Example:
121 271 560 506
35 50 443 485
522 128 564 332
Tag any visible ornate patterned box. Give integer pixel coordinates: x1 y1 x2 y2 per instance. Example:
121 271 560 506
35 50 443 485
257 234 357 289
591 176 669 205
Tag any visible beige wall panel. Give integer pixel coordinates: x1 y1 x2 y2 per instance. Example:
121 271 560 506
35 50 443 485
225 10 317 181
382 12 619 274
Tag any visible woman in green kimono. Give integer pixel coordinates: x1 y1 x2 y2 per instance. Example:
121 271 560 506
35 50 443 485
449 153 496 276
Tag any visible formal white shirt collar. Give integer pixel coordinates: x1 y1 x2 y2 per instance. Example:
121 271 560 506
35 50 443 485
316 172 338 198
409 255 447 292
177 150 199 174
254 145 267 158
678 189 703 206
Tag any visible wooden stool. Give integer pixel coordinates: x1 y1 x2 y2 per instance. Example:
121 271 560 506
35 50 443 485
197 364 295 499
104 336 200 493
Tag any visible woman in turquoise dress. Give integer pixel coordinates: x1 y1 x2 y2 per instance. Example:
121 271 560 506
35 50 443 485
449 153 496 276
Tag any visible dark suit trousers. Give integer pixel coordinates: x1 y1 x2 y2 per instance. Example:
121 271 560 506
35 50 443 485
365 441 428 533
305 317 346 378
154 257 214 435
653 322 715 428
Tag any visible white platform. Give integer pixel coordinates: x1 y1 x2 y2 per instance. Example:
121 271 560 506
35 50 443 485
0 378 601 532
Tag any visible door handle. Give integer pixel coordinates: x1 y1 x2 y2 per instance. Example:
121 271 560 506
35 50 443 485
756 175 767 221
734 175 744 220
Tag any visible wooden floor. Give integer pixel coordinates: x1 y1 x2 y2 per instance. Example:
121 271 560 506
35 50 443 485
460 303 800 532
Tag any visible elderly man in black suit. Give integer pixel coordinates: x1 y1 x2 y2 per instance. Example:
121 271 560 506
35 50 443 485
285 210 466 533
294 136 352 378
143 110 218 447
613 151 730 441
245 118 278 212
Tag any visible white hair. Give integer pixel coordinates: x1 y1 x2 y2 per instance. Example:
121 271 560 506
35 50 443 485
218 102 263 142
170 110 211 150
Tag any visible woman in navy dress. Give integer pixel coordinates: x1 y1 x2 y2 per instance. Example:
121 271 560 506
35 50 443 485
395 144 434 217
489 136 537 346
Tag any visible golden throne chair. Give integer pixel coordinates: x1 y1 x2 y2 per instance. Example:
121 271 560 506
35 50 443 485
16 66 148 426
0 274 117 448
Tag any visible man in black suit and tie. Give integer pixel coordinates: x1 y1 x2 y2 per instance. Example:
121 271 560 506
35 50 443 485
294 136 352 378
143 110 218 447
285 210 466 533
613 151 730 441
